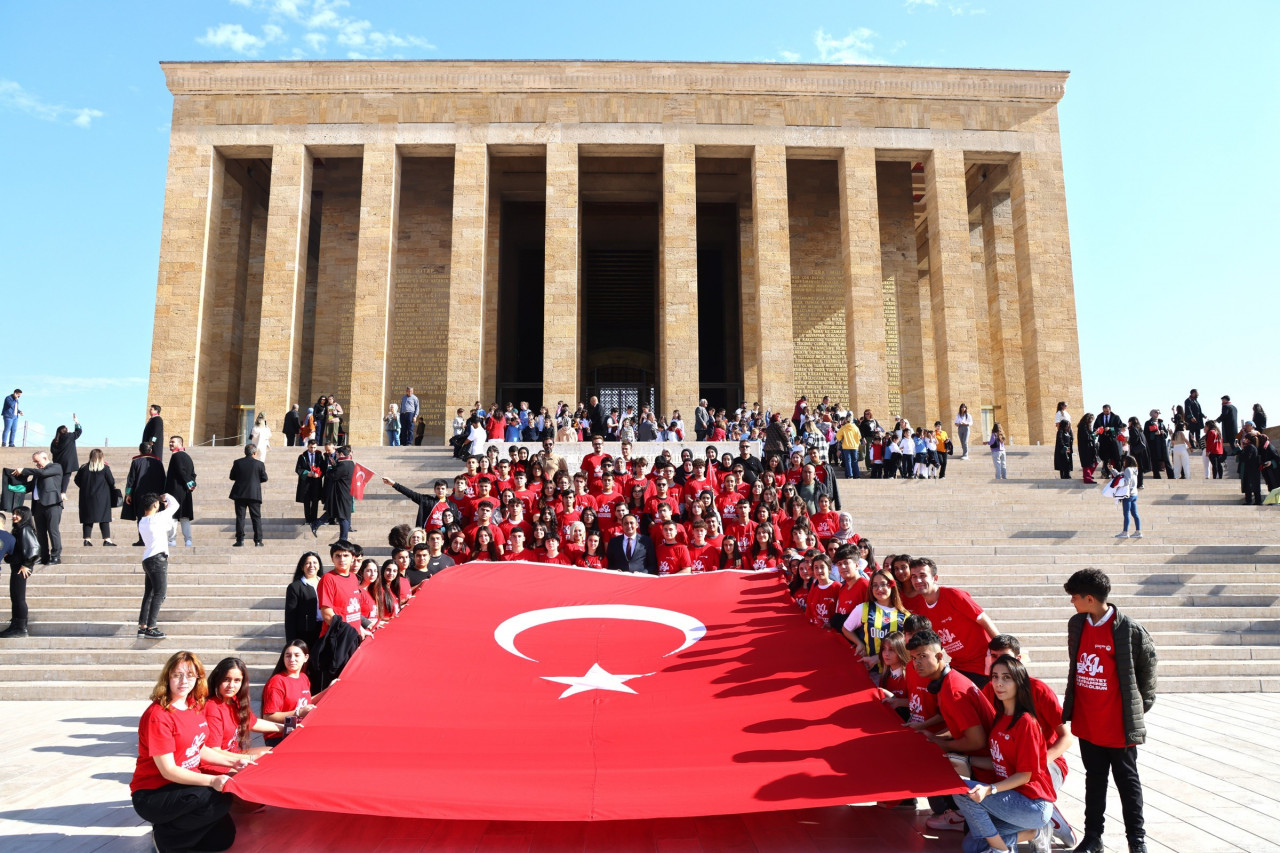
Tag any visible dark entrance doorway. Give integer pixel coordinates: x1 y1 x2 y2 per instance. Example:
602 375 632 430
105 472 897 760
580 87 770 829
496 200 545 406
696 202 743 412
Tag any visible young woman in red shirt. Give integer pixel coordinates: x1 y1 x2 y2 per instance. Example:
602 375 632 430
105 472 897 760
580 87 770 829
261 640 320 748
953 655 1057 853
877 631 910 719
719 535 745 571
130 652 251 853
747 522 785 571
446 530 471 563
370 561 402 627
576 530 607 569
539 534 573 565
356 558 379 624
526 521 549 557
203 657 284 772
803 554 842 628
471 526 503 562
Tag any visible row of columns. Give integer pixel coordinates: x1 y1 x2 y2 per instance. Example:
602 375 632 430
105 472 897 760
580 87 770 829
152 141 1079 447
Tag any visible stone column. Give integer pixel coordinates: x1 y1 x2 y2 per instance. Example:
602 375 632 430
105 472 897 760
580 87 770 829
838 147 888 416
923 149 982 423
1010 152 1083 445
148 144 223 442
253 144 313 426
444 143 489 435
982 190 1029 444
347 144 401 446
543 143 580 407
750 145 795 410
659 143 699 417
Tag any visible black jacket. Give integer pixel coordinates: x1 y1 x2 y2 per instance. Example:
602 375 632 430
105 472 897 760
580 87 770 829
1184 396 1204 429
284 578 321 647
311 614 361 691
50 425 82 473
295 450 324 503
391 483 459 529
13 464 63 507
165 450 197 519
74 464 116 524
228 456 268 502
142 416 165 452
1076 426 1097 470
1054 427 1074 473
606 533 658 574
283 409 302 437
1219 404 1239 445
121 455 166 521
323 459 354 520
1063 606 1158 745
7 522 39 568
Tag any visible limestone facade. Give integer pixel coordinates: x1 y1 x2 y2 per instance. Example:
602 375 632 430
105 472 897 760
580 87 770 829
150 60 1083 446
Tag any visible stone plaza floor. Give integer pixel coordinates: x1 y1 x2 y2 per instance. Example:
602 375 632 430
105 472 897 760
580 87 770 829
0 694 1276 853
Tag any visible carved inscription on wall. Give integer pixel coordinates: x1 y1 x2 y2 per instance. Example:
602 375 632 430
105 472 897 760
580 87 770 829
883 277 902 416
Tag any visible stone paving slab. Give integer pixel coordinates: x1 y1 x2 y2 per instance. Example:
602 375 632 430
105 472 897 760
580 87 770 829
0 694 1275 852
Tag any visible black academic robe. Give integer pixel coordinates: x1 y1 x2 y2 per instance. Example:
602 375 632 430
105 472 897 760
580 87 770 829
1077 426 1097 470
121 455 166 520
1219 404 1239 448
50 425 82 474
1094 413 1123 464
1054 428 1074 474
295 450 324 503
1184 396 1204 430
323 459 355 520
142 416 165 453
283 409 302 440
165 450 197 519
74 464 115 524
1238 443 1261 495
1127 425 1150 471
1144 419 1170 469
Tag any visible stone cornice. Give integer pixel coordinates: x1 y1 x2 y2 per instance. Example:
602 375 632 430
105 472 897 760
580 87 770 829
161 60 1068 103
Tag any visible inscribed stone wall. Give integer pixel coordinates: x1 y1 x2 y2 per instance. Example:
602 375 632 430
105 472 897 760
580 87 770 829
390 157 453 442
309 159 362 408
236 208 267 434
786 160 847 403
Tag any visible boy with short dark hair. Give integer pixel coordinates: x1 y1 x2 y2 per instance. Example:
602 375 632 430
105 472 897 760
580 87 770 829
1062 568 1157 853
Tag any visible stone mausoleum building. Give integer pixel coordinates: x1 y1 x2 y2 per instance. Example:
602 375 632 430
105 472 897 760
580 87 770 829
148 60 1082 446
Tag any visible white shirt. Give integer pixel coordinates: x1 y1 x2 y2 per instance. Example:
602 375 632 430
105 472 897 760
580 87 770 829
1055 410 1071 425
138 494 181 560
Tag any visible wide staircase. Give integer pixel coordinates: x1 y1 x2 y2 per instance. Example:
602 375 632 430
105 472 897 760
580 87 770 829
0 442 1275 699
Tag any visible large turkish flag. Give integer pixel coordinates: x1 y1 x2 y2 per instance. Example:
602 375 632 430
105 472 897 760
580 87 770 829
227 563 963 820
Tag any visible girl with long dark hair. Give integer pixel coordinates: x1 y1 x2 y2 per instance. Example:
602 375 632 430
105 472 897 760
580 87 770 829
203 657 284 769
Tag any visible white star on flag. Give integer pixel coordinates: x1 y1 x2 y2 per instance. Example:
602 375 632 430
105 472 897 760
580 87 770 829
541 663 653 699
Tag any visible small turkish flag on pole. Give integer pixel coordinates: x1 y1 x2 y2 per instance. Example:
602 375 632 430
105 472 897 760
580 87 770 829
350 463 376 500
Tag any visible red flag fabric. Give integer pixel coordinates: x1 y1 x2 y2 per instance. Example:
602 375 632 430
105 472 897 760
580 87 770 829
227 563 964 821
349 463 375 500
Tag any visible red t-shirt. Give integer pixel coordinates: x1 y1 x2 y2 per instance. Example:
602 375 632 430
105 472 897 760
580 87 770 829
910 587 989 674
882 667 907 700
749 552 781 572
201 696 258 771
984 676 1069 779
580 453 608 477
540 551 573 565
988 712 1057 802
649 522 687 545
724 518 755 545
499 520 533 551
317 570 362 635
131 703 210 793
681 477 715 504
804 581 842 628
810 511 840 541
936 669 998 783
262 673 312 746
835 573 870 616
716 493 744 522
688 544 720 573
465 522 507 549
514 488 540 516
906 666 943 733
424 499 453 530
655 541 692 575
504 548 534 562
1071 612 1126 747
577 552 607 569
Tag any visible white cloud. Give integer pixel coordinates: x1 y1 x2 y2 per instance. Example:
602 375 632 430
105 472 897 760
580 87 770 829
0 79 104 128
778 49 801 63
200 0 432 58
814 27 884 64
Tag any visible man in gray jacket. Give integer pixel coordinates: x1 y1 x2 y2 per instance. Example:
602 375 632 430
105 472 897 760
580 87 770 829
1062 568 1157 853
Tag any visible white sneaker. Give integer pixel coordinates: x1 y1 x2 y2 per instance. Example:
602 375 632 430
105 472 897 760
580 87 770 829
1030 822 1052 853
1049 804 1077 847
1131 531 1143 539
1115 532 1129 538
924 810 966 831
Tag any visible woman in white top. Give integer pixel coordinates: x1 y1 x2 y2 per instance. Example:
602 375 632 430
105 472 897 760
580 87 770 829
250 414 272 463
466 418 487 456
1054 401 1071 427
841 568 910 683
953 404 973 459
1115 453 1142 538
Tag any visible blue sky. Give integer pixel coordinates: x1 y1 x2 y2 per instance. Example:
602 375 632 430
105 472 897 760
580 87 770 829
1 0 1276 447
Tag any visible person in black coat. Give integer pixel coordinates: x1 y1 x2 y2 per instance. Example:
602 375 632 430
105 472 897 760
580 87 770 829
2 506 40 637
1238 435 1262 505
1094 406 1123 471
7 452 65 565
313 447 354 541
165 437 198 547
229 444 268 547
1077 413 1098 484
74 448 117 546
294 440 324 527
50 417 82 497
1143 411 1173 479
1218 396 1239 455
1184 390 1205 445
283 405 302 447
1126 417 1149 489
142 405 165 460
605 515 658 574
122 444 166 547
285 551 323 654
1053 420 1074 479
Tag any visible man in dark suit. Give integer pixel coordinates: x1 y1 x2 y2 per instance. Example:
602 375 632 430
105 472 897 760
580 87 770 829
1219 395 1239 456
1094 405 1124 471
142 405 165 460
7 451 63 564
313 446 354 542
587 395 608 439
605 514 657 574
1184 389 1204 446
228 443 268 546
295 439 324 528
283 404 302 447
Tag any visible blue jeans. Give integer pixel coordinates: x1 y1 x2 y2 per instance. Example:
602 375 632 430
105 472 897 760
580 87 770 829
992 450 1007 479
840 448 860 478
954 779 1052 850
387 428 400 446
1 416 16 446
1122 496 1140 532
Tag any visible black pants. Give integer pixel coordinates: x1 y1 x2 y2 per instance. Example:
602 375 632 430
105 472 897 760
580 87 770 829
302 497 319 527
140 553 168 628
33 503 62 561
1243 479 1262 505
132 783 235 853
285 433 297 447
315 512 350 541
83 522 112 539
9 562 30 626
938 451 947 478
1079 738 1144 845
1210 454 1225 478
234 500 262 544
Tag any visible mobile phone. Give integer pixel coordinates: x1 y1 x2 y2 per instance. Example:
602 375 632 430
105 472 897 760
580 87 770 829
284 715 298 735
